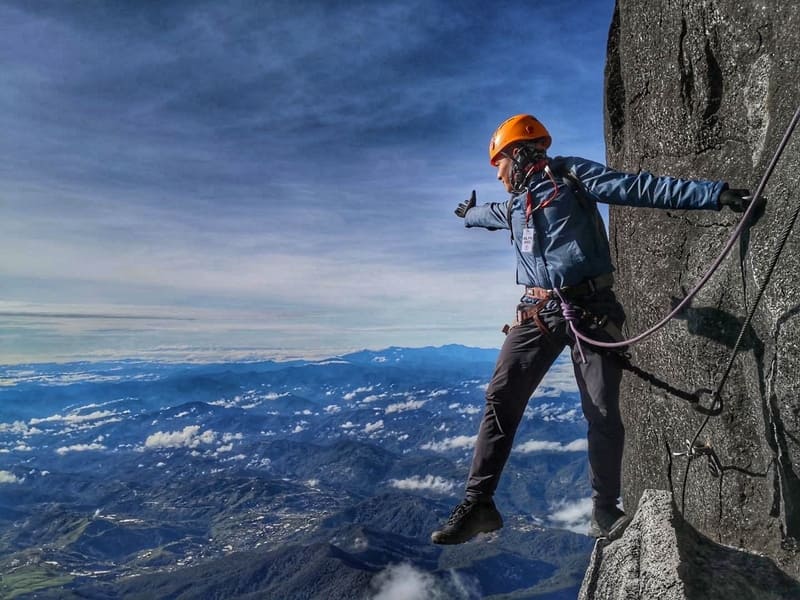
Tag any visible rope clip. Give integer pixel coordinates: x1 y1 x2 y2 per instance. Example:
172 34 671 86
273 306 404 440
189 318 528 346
672 438 723 478
690 387 723 415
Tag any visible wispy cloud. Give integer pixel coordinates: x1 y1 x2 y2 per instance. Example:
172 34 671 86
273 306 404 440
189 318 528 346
56 442 107 455
448 403 481 416
385 399 428 414
422 434 477 452
388 475 455 494
30 410 121 426
515 438 587 453
1 1 614 363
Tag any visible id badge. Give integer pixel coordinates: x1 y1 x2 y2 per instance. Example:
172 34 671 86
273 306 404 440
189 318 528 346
521 228 534 253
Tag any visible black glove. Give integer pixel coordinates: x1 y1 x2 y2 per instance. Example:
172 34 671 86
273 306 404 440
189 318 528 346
455 190 476 218
719 188 753 213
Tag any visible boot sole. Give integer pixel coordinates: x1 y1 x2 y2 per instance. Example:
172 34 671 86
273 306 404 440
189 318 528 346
588 515 631 540
430 520 503 545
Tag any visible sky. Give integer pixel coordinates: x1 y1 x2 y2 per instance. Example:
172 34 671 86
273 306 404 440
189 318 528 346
1 0 616 364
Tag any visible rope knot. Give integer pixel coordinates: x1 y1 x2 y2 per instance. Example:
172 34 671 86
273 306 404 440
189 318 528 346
559 300 581 323
554 290 587 364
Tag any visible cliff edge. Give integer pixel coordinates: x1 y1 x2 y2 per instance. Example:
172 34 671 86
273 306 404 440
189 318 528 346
579 490 800 599
604 0 799 583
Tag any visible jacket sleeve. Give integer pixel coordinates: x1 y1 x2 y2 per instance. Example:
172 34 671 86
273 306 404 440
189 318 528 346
464 201 512 230
562 157 726 210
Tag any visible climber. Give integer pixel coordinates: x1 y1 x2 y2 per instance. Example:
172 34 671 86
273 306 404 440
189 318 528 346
430 114 755 544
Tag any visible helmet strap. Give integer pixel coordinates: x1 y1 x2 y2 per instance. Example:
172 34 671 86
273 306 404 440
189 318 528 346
508 145 548 193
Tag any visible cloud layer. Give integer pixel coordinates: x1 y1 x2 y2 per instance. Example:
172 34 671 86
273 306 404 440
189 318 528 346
1 0 614 363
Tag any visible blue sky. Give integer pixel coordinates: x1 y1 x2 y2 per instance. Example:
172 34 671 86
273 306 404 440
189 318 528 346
1 0 615 363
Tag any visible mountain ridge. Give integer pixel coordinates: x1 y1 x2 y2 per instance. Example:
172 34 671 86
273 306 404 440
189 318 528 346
0 344 593 598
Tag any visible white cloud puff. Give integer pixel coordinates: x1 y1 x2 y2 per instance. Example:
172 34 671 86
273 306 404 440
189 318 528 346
421 435 477 452
364 420 384 434
144 425 217 449
385 399 427 414
368 563 478 600
56 443 106 455
388 475 455 494
0 421 42 435
369 563 442 600
549 497 593 534
515 438 587 453
0 470 21 484
448 403 481 415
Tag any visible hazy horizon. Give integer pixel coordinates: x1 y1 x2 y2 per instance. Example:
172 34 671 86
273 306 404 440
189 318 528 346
1 0 615 364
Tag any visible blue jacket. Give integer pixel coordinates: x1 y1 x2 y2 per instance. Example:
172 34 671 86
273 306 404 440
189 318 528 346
464 156 726 290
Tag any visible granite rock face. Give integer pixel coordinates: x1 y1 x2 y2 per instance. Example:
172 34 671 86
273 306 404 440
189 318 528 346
579 490 800 600
605 0 800 579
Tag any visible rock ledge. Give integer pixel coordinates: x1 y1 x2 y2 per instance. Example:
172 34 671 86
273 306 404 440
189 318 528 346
579 489 800 600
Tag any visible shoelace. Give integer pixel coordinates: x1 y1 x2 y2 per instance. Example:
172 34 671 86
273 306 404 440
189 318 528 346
447 501 472 524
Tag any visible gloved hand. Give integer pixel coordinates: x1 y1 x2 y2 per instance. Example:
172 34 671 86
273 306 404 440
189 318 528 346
719 188 753 213
455 190 476 218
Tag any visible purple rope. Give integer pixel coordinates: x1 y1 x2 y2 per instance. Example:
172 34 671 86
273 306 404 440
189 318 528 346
555 289 587 363
564 103 800 350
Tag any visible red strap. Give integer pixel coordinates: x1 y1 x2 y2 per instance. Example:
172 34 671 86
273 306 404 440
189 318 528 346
525 190 533 222
525 159 558 225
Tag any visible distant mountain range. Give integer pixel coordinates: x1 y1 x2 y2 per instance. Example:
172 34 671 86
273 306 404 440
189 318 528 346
0 345 593 599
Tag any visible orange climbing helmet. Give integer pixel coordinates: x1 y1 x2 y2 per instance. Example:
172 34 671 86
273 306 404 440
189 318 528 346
488 114 552 165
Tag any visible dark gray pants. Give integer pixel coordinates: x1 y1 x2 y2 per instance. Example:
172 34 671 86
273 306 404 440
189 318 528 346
465 290 625 508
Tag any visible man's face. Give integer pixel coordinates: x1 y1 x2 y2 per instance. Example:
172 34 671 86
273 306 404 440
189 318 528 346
494 140 548 193
495 156 514 193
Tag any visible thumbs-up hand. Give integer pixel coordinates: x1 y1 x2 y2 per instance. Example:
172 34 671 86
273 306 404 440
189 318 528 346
454 190 477 218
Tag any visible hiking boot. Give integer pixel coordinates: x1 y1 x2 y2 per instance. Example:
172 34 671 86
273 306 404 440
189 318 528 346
430 498 503 545
588 504 630 539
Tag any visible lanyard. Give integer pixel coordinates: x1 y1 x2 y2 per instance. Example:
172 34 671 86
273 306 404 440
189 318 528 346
524 166 560 225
